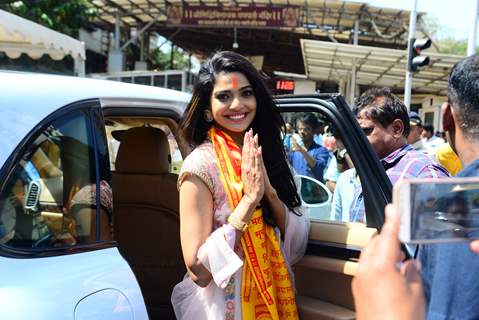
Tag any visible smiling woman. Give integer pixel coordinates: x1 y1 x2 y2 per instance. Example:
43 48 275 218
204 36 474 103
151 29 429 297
173 51 309 320
208 71 257 144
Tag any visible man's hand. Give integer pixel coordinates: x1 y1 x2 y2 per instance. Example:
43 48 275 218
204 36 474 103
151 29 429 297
471 240 479 254
352 205 425 320
290 137 301 152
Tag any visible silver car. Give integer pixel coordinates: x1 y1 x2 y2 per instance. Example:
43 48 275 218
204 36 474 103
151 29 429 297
0 71 393 320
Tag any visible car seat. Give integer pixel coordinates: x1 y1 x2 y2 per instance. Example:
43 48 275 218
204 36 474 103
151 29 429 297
111 126 185 320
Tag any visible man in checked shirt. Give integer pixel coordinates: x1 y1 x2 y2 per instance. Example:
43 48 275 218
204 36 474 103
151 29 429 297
347 87 449 223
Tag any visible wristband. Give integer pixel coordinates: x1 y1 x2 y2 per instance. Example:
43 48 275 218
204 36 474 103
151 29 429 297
227 213 248 232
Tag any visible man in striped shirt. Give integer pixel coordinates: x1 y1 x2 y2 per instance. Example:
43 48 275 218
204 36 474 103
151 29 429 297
348 87 449 223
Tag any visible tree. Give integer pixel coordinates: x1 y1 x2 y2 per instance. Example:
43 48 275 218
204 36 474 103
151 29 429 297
0 1 97 74
149 46 192 71
436 38 468 55
0 0 97 38
419 16 476 56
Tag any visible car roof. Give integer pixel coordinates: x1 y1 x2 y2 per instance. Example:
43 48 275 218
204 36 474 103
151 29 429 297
0 71 192 166
0 71 191 109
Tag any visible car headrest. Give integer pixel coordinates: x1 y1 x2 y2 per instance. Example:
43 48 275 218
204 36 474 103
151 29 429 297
115 126 171 175
111 129 125 141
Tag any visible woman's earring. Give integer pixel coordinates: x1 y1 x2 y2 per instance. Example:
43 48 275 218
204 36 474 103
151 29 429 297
204 110 213 123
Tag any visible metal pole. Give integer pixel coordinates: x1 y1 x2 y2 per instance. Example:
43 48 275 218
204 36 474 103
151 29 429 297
157 28 182 50
349 20 359 105
353 20 359 46
108 10 124 73
120 13 162 50
468 0 479 56
404 0 417 111
114 11 120 50
140 32 145 61
74 42 86 77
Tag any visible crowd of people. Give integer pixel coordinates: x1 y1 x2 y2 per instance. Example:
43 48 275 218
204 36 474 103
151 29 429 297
282 114 340 188
407 111 463 175
355 53 479 320
281 89 454 225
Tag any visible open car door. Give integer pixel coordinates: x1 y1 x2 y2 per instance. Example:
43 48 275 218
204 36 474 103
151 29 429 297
275 94 392 320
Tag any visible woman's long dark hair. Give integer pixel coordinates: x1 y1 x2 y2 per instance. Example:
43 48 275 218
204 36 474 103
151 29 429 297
178 51 301 222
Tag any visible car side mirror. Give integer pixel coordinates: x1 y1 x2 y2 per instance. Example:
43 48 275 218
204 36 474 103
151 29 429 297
295 174 333 220
296 175 331 204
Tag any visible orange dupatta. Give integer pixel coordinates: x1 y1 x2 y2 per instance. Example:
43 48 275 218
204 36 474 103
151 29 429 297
208 127 299 320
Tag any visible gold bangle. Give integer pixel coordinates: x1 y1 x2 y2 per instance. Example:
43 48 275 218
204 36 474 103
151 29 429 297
227 214 248 232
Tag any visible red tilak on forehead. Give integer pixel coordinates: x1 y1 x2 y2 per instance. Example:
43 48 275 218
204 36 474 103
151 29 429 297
231 74 238 89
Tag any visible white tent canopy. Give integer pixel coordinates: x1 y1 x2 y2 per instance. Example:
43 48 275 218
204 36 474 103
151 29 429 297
0 9 85 76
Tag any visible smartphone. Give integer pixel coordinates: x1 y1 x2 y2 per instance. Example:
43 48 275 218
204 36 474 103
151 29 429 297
394 177 479 244
292 133 304 147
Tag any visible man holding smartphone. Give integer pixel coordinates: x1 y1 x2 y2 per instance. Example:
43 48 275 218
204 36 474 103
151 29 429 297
353 54 479 320
288 113 330 182
353 205 479 320
417 54 479 320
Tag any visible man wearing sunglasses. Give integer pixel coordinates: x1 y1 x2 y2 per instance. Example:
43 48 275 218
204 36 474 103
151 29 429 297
347 87 449 223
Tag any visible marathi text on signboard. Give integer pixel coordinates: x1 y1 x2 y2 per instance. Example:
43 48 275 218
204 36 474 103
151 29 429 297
166 5 301 28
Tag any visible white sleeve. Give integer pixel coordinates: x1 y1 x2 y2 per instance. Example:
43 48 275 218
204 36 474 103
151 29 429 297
324 154 339 182
331 171 349 221
282 205 310 265
196 224 243 289
330 187 342 221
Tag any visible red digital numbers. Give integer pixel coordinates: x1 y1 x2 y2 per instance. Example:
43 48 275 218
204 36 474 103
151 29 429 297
276 80 295 91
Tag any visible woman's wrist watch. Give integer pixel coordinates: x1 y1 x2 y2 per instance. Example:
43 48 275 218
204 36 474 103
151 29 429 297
228 213 248 232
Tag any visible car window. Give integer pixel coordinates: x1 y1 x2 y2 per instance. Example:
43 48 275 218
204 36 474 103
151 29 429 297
282 111 364 224
0 110 111 249
166 74 182 91
298 175 330 204
105 122 183 174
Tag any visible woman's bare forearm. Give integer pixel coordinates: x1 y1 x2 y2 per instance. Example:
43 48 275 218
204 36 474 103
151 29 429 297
180 176 215 287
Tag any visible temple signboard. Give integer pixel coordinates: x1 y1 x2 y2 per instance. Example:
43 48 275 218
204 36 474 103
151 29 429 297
166 5 301 28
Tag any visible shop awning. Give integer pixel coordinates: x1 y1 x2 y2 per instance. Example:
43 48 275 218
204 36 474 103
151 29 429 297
88 0 422 75
0 9 86 76
301 39 464 95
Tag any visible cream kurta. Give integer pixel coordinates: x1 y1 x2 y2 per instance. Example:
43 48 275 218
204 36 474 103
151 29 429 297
172 141 310 320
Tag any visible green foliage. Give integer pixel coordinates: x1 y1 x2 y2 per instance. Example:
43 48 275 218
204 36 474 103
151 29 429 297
436 38 468 56
149 46 191 71
420 16 479 56
421 16 440 39
0 0 96 74
0 0 97 38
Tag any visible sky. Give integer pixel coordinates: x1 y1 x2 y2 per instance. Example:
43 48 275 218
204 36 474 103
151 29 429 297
353 0 476 40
